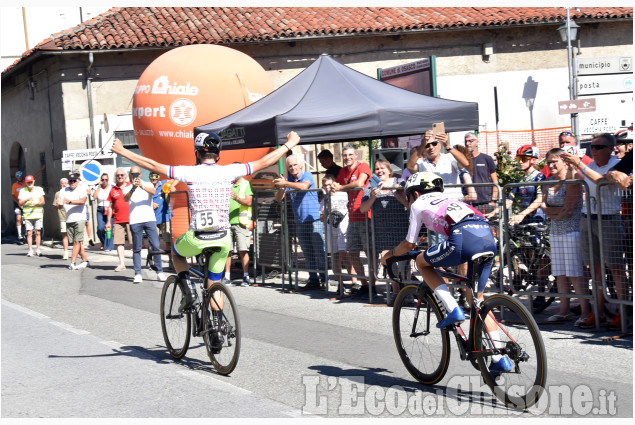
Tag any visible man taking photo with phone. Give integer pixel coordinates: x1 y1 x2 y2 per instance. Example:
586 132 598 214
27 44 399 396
124 166 167 284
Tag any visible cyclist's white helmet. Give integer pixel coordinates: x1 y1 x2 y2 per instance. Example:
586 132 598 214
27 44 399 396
615 128 633 143
404 171 444 199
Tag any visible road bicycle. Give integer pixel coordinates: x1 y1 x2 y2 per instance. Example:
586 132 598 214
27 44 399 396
489 219 556 314
387 250 547 409
156 247 241 375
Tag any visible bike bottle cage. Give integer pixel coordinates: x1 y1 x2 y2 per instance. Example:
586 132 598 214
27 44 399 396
471 251 495 264
195 230 227 240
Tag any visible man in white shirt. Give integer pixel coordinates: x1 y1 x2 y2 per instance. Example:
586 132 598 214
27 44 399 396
404 130 469 201
124 166 166 284
58 173 90 270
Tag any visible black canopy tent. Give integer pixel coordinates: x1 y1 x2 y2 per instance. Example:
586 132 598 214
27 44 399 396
195 54 479 149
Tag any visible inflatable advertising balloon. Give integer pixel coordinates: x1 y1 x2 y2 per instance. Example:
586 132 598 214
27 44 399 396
132 45 274 240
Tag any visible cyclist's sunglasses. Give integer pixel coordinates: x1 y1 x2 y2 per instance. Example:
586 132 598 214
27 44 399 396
516 155 533 162
559 131 575 137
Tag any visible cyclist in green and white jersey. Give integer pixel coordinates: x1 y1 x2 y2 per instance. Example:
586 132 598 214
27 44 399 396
112 131 300 310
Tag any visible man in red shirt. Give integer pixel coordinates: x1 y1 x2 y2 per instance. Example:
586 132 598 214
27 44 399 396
11 171 27 244
106 167 132 271
332 144 374 296
541 131 592 178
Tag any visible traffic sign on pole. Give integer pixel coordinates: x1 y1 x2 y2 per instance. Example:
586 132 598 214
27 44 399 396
80 162 102 185
558 98 597 115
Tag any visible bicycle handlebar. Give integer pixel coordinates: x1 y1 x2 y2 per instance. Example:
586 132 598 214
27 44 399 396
385 250 421 282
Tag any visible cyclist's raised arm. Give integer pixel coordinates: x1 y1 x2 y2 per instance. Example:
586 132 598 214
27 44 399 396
111 139 169 176
249 131 300 174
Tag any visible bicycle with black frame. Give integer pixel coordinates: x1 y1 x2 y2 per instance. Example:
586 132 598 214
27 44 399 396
151 247 241 375
387 250 547 409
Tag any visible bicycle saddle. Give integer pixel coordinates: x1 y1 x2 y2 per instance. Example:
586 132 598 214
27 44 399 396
471 251 495 264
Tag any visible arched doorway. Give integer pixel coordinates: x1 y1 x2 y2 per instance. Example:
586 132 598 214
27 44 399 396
9 142 25 176
2 142 25 236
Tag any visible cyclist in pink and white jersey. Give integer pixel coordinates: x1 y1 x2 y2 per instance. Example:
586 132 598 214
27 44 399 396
382 171 509 374
381 172 497 323
112 131 300 310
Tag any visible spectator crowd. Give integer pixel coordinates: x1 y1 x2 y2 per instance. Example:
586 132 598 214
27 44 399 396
8 127 633 329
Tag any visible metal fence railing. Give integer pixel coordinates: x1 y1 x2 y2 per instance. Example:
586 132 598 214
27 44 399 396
167 175 631 332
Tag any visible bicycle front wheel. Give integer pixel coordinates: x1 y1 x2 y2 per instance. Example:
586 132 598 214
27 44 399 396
202 282 241 375
160 276 191 359
474 294 547 409
392 285 451 385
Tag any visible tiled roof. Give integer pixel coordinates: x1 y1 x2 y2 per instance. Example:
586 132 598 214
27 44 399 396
4 7 632 74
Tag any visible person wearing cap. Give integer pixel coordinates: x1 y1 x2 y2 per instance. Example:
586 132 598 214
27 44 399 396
106 168 132 272
506 145 546 226
11 171 27 244
541 131 592 178
18 175 45 257
124 166 167 284
58 173 90 269
150 172 176 251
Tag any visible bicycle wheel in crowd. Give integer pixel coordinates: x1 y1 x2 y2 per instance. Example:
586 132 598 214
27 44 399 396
474 294 547 409
160 275 191 359
202 281 241 375
531 249 557 314
392 285 451 385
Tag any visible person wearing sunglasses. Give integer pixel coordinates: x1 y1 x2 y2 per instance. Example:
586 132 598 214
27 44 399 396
106 168 133 272
403 130 469 202
57 173 90 270
561 133 628 330
506 145 546 226
541 131 592 178
149 172 176 252
92 173 114 252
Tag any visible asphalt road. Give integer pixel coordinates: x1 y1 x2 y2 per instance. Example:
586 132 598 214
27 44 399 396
1 241 632 418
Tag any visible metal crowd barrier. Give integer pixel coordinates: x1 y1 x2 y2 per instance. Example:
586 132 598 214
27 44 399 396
250 176 631 332
595 181 633 332
251 190 287 285
500 180 598 322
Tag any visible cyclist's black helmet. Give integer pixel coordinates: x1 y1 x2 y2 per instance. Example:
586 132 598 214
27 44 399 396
194 132 222 155
404 172 444 199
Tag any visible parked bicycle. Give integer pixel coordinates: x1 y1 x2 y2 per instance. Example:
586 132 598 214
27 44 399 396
387 250 547 409
490 219 556 314
156 247 241 375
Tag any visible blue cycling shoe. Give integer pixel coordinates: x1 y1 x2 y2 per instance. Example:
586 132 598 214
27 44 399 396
436 307 465 328
489 356 513 378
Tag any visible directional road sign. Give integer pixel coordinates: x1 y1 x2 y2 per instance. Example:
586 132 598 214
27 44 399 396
558 98 597 115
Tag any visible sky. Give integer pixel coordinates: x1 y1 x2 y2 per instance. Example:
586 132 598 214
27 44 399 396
1 6 111 70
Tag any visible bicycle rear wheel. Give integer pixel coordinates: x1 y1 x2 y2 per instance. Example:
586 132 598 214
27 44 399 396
392 285 451 385
160 276 191 359
474 294 547 409
202 282 241 375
